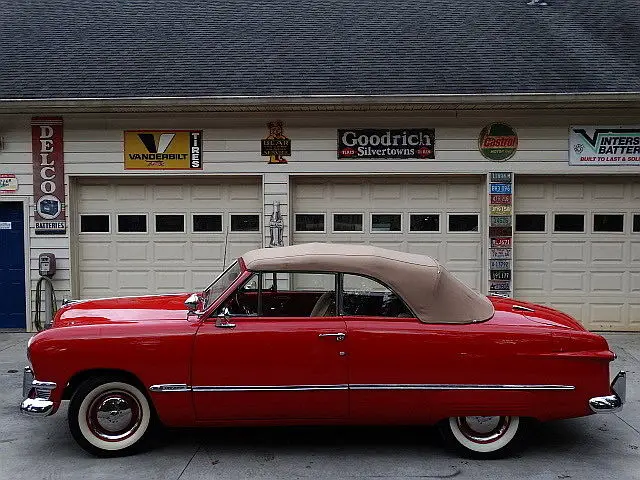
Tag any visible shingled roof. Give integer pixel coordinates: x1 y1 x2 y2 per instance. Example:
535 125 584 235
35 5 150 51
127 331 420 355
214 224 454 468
1 0 639 101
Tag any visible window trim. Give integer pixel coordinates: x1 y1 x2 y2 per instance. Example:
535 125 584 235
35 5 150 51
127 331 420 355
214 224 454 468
591 212 625 234
446 212 480 233
191 213 224 234
553 212 586 234
514 212 547 234
293 213 326 234
116 213 148 234
408 212 442 233
229 213 261 233
153 213 186 234
332 212 365 233
369 212 403 234
79 214 111 234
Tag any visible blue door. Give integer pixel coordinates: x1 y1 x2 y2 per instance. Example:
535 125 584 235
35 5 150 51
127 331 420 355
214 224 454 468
0 202 26 328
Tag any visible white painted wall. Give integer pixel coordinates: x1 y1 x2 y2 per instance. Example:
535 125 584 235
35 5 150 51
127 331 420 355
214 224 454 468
1 107 639 330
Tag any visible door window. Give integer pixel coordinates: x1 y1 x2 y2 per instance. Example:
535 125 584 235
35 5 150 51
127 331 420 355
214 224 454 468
341 273 412 318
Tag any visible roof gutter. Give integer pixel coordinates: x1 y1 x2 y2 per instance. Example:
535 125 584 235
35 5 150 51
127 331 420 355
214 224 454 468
1 92 640 113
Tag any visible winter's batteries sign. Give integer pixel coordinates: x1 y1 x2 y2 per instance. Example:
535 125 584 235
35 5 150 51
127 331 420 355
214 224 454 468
338 129 435 159
570 126 640 166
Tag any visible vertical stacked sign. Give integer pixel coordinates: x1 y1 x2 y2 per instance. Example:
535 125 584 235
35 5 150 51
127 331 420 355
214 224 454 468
32 117 66 235
488 172 513 296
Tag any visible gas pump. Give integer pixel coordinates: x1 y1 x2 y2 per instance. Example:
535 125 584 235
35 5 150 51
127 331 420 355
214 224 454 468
34 253 57 331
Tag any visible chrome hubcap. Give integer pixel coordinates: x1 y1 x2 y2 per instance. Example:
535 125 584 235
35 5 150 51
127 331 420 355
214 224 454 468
96 396 134 432
456 416 510 444
87 390 142 441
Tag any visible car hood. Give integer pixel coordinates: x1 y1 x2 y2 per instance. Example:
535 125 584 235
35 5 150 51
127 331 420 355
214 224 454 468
488 296 586 331
53 294 193 327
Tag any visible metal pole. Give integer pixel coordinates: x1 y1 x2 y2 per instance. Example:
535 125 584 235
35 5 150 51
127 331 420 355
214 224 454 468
44 279 53 329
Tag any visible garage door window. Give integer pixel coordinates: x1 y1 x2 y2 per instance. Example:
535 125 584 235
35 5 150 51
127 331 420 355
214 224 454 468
193 214 223 233
80 214 110 233
409 214 440 232
333 214 364 232
371 214 402 232
515 214 546 232
295 214 325 232
448 214 479 232
230 214 260 232
593 214 624 233
554 214 585 233
634 214 640 233
117 214 147 233
155 214 185 233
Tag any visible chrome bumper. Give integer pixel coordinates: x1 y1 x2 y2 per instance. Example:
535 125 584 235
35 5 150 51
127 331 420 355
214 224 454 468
589 371 626 414
20 367 56 417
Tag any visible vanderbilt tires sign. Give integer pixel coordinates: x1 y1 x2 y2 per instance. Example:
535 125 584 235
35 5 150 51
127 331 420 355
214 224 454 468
124 130 203 170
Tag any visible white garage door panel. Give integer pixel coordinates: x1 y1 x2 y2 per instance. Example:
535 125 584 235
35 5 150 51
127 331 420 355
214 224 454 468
76 178 262 298
293 177 483 291
515 177 640 331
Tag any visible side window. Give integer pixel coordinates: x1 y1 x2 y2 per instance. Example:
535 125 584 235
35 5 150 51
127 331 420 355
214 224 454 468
341 274 412 318
261 272 337 318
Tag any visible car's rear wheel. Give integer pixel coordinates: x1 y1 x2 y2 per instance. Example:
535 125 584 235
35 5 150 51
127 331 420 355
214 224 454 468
68 376 154 457
440 415 525 458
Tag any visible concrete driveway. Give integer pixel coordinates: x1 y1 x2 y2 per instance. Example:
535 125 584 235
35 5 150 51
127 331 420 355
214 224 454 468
1 332 638 480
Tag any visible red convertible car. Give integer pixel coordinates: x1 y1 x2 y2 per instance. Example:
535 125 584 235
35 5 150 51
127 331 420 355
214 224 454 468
22 243 625 458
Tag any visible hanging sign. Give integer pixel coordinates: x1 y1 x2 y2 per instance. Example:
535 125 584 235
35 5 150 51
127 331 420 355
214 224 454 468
479 123 518 161
32 117 66 235
124 130 202 170
261 121 291 164
338 129 435 159
0 174 18 193
570 126 640 165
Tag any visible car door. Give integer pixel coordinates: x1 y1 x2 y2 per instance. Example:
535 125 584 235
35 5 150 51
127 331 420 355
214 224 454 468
191 271 349 422
340 272 449 424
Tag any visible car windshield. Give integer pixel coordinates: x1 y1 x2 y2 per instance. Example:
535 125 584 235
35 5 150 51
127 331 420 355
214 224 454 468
201 261 242 310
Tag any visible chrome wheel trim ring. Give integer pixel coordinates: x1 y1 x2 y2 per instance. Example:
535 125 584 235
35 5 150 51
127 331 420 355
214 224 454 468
87 390 142 442
457 416 508 443
448 415 520 453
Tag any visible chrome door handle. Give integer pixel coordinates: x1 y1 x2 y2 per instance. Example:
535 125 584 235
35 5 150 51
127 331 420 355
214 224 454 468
215 318 236 329
318 333 346 341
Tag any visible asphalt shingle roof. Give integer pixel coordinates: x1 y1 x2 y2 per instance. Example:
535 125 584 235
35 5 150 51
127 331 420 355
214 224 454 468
1 0 639 100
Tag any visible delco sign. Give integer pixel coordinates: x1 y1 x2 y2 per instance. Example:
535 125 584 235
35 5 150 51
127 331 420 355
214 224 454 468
338 129 435 159
32 118 66 235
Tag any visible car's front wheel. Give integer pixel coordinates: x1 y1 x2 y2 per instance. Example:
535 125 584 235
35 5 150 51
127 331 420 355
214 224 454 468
68 376 154 457
440 415 525 458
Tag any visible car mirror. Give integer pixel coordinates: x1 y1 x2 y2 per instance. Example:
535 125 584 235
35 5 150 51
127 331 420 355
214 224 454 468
243 280 257 291
184 293 200 312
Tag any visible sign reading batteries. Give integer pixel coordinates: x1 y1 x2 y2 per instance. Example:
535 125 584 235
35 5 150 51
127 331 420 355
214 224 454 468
488 172 513 296
32 117 66 235
124 130 203 170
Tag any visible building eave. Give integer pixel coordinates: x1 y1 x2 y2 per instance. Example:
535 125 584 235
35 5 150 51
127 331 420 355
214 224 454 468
1 92 640 114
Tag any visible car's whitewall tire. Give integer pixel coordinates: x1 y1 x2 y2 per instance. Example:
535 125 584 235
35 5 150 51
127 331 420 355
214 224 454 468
69 377 154 456
440 415 525 458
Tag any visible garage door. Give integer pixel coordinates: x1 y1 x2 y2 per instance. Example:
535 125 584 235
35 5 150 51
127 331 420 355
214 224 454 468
75 178 263 298
292 177 484 290
514 177 640 331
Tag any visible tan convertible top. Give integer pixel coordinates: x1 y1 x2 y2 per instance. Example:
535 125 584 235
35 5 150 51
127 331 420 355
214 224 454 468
241 243 494 324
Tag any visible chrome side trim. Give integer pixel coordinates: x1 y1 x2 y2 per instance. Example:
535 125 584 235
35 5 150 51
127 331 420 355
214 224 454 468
149 384 191 392
349 384 575 391
151 383 575 393
589 370 626 414
192 384 349 392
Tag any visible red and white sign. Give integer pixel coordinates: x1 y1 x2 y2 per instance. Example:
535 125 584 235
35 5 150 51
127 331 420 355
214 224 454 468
32 117 66 235
0 174 18 193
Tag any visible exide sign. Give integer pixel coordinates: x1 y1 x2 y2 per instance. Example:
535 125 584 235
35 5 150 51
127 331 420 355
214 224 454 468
32 117 66 235
338 129 435 159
